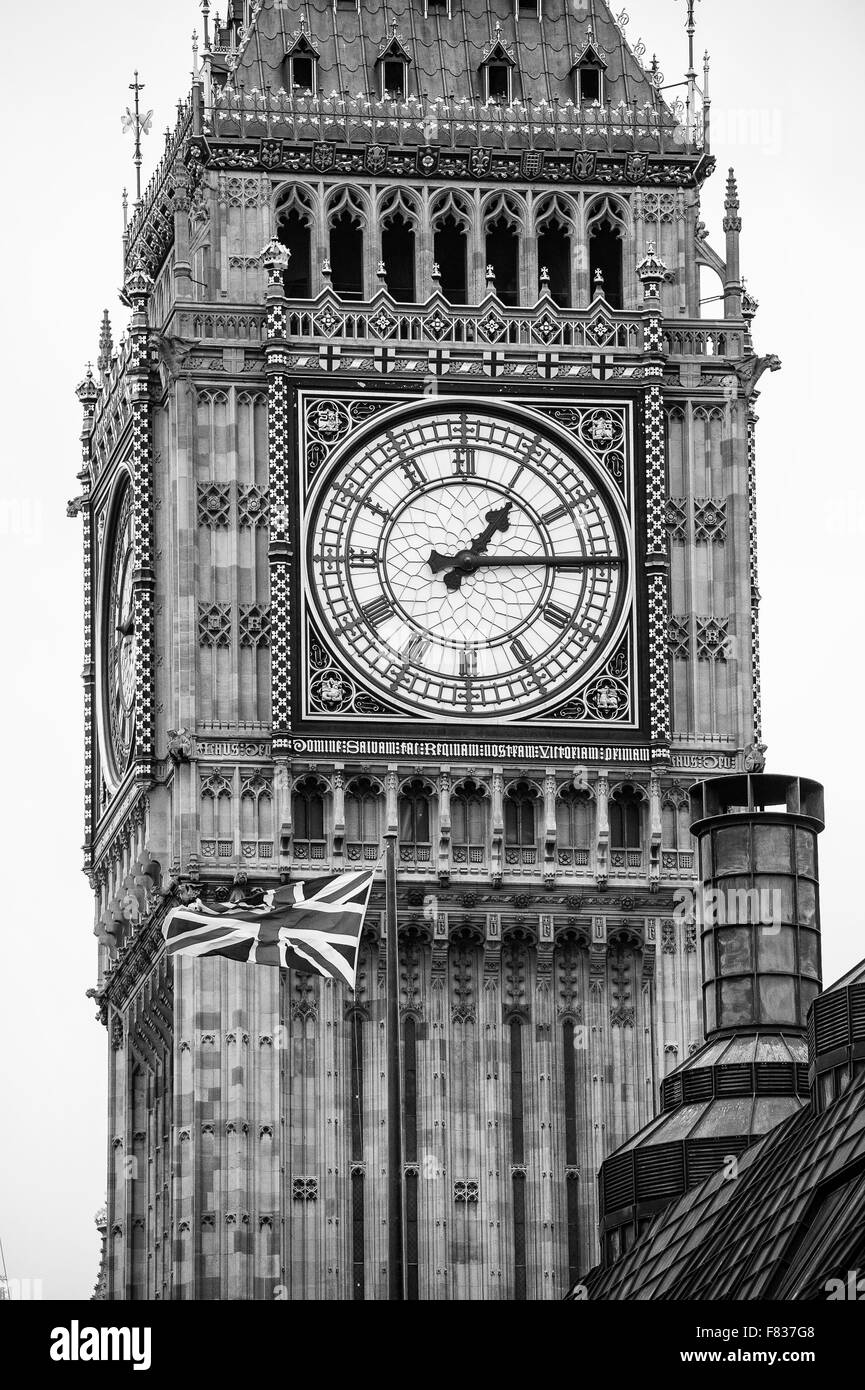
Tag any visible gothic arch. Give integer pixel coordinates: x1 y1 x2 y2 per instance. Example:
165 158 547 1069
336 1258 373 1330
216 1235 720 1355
398 776 435 854
325 185 369 228
559 783 592 856
481 190 528 233
482 193 525 306
326 186 368 300
240 770 273 853
451 775 490 800
534 193 578 235
608 782 647 855
586 195 629 309
430 190 472 304
377 186 421 228
344 776 383 863
430 189 473 232
586 194 631 234
504 775 544 800
450 777 489 866
398 773 436 798
274 181 315 225
345 773 385 798
609 779 649 803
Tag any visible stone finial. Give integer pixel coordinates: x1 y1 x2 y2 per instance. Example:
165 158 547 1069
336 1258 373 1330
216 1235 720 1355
540 265 550 284
97 310 113 377
124 262 154 301
637 243 668 307
741 289 759 321
260 237 291 274
724 167 742 233
76 364 98 406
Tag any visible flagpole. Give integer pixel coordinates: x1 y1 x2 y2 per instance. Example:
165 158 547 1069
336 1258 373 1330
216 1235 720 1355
385 834 404 1300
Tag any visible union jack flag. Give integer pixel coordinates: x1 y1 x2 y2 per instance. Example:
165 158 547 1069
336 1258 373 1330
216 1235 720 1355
162 870 376 989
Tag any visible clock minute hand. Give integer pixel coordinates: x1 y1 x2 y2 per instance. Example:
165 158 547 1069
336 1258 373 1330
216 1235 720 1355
461 555 622 569
428 501 513 578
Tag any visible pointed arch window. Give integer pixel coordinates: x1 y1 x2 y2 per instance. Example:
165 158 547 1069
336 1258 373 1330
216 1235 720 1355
200 775 233 860
376 32 412 100
345 777 382 862
588 199 626 310
240 772 273 861
505 781 540 866
609 785 644 868
571 32 607 105
399 778 432 864
380 193 418 303
557 787 593 868
328 190 365 301
276 189 314 299
451 779 487 867
661 793 695 872
283 33 319 95
480 37 516 105
293 775 327 862
432 194 471 305
537 200 574 308
484 196 523 307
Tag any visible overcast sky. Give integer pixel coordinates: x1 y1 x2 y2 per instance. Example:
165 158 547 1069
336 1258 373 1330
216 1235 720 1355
0 0 862 1300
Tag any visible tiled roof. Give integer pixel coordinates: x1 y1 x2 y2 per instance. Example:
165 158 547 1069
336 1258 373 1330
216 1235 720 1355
574 1073 865 1300
233 0 669 111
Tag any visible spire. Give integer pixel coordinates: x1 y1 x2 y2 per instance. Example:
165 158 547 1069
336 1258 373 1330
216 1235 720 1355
723 168 741 232
723 168 743 319
97 310 114 377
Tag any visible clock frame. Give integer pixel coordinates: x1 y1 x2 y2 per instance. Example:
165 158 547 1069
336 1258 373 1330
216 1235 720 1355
97 473 137 786
295 392 644 736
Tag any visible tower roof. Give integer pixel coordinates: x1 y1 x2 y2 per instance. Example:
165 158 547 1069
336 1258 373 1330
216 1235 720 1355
228 0 673 115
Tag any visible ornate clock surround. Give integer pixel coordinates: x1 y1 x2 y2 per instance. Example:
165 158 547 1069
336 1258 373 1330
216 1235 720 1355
292 386 648 742
96 468 137 790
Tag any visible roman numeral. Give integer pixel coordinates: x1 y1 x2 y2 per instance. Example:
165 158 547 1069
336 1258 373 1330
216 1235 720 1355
510 638 531 666
460 647 478 678
363 597 392 628
349 548 378 569
544 601 573 630
404 634 430 664
400 458 427 488
454 448 476 476
542 504 568 524
363 497 390 519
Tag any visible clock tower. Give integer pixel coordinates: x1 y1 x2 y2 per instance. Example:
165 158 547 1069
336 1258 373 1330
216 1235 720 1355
76 0 770 1300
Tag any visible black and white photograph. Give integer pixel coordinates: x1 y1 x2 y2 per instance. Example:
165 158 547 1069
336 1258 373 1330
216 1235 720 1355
1 0 863 1358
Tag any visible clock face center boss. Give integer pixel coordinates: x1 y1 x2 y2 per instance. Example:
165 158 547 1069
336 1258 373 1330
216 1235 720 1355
305 404 632 721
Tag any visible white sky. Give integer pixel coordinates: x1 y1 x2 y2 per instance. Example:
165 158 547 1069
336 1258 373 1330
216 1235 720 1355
0 0 862 1300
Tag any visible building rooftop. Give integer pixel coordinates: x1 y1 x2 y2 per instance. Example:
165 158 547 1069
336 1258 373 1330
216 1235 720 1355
231 0 674 113
574 961 865 1300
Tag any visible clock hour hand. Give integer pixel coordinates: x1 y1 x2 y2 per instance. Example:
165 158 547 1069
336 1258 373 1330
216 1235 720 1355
429 501 513 586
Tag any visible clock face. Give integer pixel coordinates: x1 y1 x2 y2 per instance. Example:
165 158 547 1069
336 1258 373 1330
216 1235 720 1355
102 482 136 777
306 406 630 721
